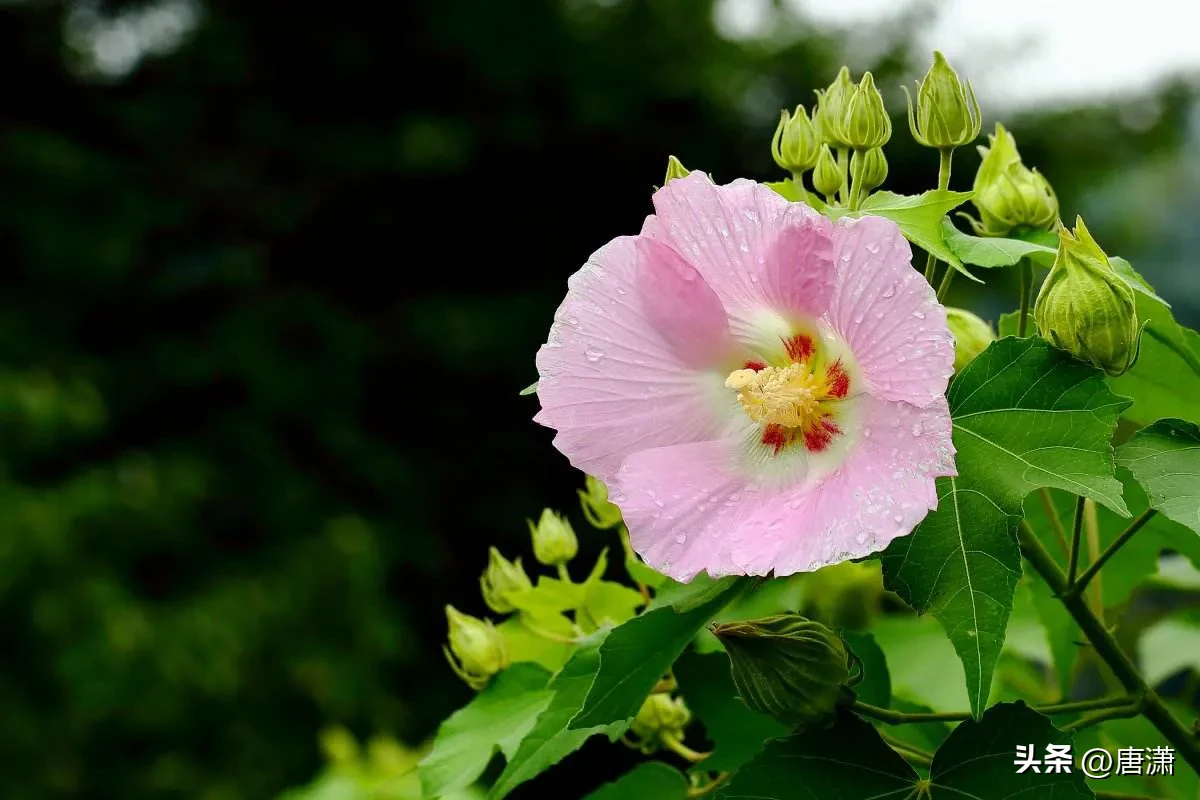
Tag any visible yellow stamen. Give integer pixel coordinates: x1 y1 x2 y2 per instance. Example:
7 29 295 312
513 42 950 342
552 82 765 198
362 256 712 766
725 364 824 428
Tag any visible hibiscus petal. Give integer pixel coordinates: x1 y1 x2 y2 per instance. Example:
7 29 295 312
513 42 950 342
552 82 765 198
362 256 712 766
615 395 955 581
645 172 830 340
535 236 731 483
826 215 955 407
635 237 735 369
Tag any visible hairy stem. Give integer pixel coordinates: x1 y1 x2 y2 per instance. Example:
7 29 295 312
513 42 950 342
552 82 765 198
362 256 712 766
1017 258 1034 336
923 148 954 284
1017 522 1200 775
1068 509 1158 599
1066 496 1086 586
852 694 1135 726
1038 488 1071 557
880 731 934 767
1061 702 1144 732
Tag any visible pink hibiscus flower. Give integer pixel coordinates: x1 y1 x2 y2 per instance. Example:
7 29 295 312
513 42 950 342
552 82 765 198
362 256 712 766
534 172 956 581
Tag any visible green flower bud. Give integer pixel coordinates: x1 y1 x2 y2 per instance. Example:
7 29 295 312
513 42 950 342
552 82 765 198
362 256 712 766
904 51 981 150
443 605 508 690
1034 217 1142 376
629 693 692 753
480 547 532 614
663 155 690 186
578 474 623 529
814 66 855 147
850 147 887 195
812 144 843 200
771 105 821 173
712 614 851 729
969 123 1057 236
528 508 578 566
945 307 996 372
842 72 891 150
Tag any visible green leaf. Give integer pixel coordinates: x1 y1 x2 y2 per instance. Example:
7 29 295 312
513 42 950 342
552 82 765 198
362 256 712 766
1108 259 1200 425
928 702 1091 799
941 219 1057 268
579 579 644 632
859 189 978 279
497 613 575 672
764 178 803 203
870 614 969 713
1024 567 1079 696
672 650 788 772
570 577 747 731
419 664 553 799
519 381 537 396
881 337 1130 717
487 632 620 799
842 630 890 708
506 576 584 615
582 762 688 799
713 709 918 799
1118 419 1200 533
1074 708 1199 798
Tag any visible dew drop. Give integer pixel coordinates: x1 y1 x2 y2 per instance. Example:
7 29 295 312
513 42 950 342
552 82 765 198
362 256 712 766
881 283 897 299
893 513 904 523
912 310 926 319
911 422 923 436
675 534 687 545
585 347 605 362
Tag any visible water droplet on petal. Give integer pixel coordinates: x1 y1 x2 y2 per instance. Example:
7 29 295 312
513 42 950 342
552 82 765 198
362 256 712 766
675 534 687 545
911 422 923 436
585 347 605 362
912 310 926 319
882 283 897 299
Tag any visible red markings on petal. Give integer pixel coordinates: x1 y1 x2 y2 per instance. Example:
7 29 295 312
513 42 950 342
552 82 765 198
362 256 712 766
825 360 850 399
744 360 767 372
784 334 814 363
803 417 841 453
761 424 788 454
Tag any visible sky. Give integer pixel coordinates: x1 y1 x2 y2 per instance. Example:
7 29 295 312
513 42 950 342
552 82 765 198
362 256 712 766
715 0 1200 110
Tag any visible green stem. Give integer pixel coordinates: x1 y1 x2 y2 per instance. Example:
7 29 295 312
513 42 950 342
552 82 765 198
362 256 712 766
923 148 954 284
936 266 955 303
1066 496 1086 586
1017 258 1034 336
1017 522 1200 775
1062 702 1144 732
880 731 934 767
789 170 816 208
1068 509 1158 598
852 694 1134 726
848 151 864 211
836 147 849 205
557 562 571 582
661 732 710 764
1038 488 1071 557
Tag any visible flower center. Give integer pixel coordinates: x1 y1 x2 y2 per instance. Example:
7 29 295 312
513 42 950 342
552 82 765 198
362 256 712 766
724 333 852 455
725 364 823 428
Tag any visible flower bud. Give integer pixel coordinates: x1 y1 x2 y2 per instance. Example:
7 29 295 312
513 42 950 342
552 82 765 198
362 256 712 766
528 508 578 566
480 547 532 614
578 474 623 529
814 66 855 148
850 147 887 195
842 72 891 150
443 605 508 690
969 123 1057 236
812 144 843 200
663 155 690 186
771 105 821 173
1034 217 1142 376
629 692 691 753
712 614 851 729
904 51 981 150
945 307 996 372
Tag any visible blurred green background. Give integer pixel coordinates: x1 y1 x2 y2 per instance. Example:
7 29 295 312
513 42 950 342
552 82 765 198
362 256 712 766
2 0 1197 797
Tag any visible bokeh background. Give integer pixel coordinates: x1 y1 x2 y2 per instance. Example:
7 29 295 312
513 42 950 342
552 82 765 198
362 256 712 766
3 0 1198 797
